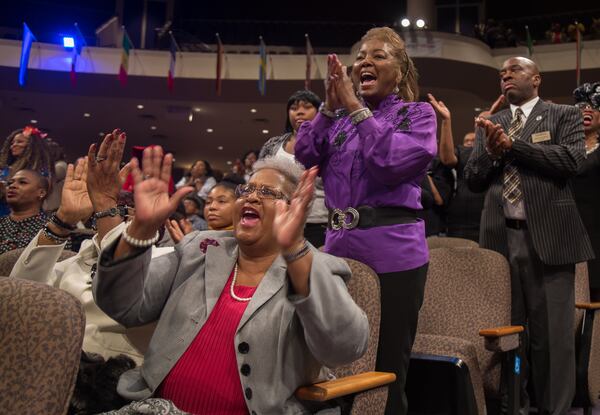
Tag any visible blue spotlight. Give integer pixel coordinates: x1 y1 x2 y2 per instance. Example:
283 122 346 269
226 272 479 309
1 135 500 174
63 36 75 48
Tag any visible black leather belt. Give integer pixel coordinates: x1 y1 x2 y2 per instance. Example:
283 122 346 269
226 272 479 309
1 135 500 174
505 218 527 230
327 206 417 230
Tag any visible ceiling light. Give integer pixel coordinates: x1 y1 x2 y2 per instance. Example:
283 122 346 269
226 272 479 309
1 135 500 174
401 18 410 28
83 113 91 118
150 126 157 130
416 19 425 28
226 160 232 165
250 108 257 113
188 113 193 122
137 104 144 109
98 132 104 137
193 107 202 113
62 37 75 48
217 146 223 150
474 107 482 112
30 119 38 124
262 129 269 134
206 128 214 133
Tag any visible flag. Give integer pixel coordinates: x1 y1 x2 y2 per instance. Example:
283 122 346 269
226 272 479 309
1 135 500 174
525 25 533 57
70 23 86 87
575 22 582 85
167 32 178 91
19 23 36 87
118 28 132 86
258 36 267 96
216 33 224 96
305 34 313 90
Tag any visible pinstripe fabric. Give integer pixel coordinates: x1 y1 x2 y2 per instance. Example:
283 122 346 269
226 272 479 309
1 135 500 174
503 108 525 204
465 99 594 265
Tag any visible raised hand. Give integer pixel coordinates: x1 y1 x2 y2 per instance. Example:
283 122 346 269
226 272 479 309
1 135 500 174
489 95 506 115
127 146 193 239
273 166 318 250
427 93 451 121
87 129 131 211
324 54 343 111
56 157 93 225
165 218 194 244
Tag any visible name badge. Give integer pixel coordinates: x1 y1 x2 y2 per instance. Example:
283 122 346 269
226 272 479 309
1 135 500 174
531 131 551 143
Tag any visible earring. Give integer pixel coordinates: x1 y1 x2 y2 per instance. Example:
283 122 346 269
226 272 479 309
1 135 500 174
393 86 400 94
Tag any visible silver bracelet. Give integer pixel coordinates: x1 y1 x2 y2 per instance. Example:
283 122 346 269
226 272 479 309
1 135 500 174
319 103 336 119
351 107 373 125
122 222 160 248
282 239 310 263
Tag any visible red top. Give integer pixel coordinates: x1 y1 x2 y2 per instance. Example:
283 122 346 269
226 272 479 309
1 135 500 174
158 270 257 414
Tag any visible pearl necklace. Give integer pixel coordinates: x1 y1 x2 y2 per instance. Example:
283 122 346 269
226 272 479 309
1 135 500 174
230 263 253 302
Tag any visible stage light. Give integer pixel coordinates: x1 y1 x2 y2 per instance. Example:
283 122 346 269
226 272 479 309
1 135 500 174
63 37 75 48
416 19 426 28
401 18 410 28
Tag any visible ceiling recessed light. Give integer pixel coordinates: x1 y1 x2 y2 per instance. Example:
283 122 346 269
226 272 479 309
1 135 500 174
226 160 232 165
262 129 269 134
250 108 257 113
474 107 481 112
30 119 38 124
98 132 104 137
193 107 201 113
83 113 91 117
137 104 144 110
150 126 157 130
217 146 223 150
206 128 214 133
188 113 193 122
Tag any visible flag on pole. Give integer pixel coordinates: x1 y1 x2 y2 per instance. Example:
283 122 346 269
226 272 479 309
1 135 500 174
575 22 582 86
525 25 533 57
167 32 178 91
216 33 224 96
118 28 132 86
70 22 86 87
19 22 36 87
258 36 267 96
305 34 313 90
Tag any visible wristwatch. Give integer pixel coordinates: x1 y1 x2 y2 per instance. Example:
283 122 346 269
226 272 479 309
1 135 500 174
93 206 121 220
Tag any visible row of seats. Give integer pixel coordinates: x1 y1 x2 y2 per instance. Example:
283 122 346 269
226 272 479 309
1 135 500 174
0 237 598 414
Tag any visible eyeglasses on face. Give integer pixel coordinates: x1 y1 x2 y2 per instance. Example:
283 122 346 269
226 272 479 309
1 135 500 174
235 183 289 201
576 102 594 110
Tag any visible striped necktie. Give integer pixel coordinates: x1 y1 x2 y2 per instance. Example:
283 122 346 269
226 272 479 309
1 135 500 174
503 108 524 204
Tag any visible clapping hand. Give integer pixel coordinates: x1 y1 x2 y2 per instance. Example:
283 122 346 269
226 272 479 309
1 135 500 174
165 218 194 244
273 166 318 250
427 93 451 121
56 157 93 225
325 54 362 113
126 146 193 239
475 118 511 157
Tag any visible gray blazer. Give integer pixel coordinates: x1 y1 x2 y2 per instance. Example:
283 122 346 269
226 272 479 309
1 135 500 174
464 99 594 265
93 230 369 414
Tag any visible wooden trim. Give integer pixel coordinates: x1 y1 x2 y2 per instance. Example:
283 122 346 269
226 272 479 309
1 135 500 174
575 302 600 310
295 371 396 402
479 325 524 338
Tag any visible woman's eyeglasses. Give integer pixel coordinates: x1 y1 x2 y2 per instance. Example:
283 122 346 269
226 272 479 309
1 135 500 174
235 183 289 201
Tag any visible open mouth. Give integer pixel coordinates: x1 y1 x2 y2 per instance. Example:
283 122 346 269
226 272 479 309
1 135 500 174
240 206 261 227
360 72 377 87
583 113 593 126
294 118 306 128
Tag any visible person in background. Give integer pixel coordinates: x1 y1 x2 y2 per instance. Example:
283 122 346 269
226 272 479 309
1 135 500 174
428 94 505 241
418 157 453 237
203 175 244 231
242 149 259 183
0 169 50 255
259 90 329 247
0 126 55 217
572 82 600 301
183 194 208 231
175 159 216 200
295 27 437 415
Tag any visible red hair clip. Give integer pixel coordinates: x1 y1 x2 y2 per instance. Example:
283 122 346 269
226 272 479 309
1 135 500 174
22 125 48 138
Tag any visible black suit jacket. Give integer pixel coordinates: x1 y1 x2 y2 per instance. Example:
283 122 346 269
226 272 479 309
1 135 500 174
464 99 594 265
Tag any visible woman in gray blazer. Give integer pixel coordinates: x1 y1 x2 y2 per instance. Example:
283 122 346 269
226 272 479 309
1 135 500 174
93 149 369 415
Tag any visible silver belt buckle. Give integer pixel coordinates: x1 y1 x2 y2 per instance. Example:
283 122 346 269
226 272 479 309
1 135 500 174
331 207 360 230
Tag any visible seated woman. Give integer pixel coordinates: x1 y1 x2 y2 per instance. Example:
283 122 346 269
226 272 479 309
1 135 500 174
175 159 217 200
93 148 369 414
182 194 208 231
204 174 244 231
10 131 156 364
0 169 50 254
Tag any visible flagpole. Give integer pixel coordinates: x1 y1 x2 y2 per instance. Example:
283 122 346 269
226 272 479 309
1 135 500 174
168 31 180 52
575 21 581 86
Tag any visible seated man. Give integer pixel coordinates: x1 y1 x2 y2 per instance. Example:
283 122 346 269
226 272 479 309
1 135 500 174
93 150 369 414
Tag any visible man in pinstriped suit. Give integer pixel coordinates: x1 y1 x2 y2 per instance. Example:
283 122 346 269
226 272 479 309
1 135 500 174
465 56 594 415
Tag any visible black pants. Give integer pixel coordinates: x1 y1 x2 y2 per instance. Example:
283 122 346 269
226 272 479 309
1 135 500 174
506 227 575 415
375 263 428 415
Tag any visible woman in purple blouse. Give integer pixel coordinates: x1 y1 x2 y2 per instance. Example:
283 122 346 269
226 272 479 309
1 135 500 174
295 27 437 415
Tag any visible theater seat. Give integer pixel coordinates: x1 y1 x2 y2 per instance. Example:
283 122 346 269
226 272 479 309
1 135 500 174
427 236 479 249
296 258 396 415
0 247 76 277
0 278 85 415
407 247 523 415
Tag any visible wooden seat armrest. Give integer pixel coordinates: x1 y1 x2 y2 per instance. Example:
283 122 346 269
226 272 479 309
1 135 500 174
295 371 396 402
479 325 524 338
575 302 600 310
